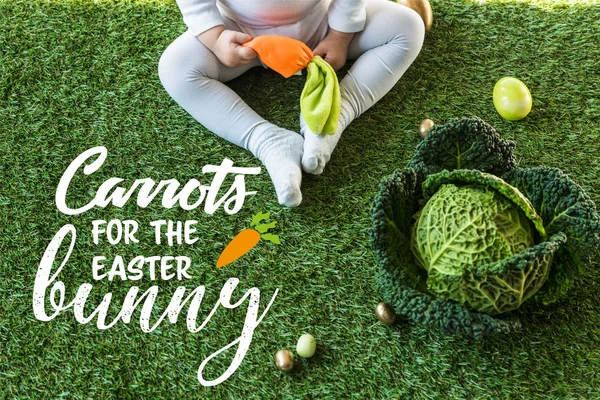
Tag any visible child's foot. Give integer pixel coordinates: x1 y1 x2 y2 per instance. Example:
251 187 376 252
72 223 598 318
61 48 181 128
300 115 342 175
248 127 304 207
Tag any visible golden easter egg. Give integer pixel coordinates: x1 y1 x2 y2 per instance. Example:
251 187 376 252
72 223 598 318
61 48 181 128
274 349 295 372
375 302 397 325
419 118 435 138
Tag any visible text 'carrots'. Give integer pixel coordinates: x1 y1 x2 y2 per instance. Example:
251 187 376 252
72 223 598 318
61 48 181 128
216 212 281 268
216 228 261 268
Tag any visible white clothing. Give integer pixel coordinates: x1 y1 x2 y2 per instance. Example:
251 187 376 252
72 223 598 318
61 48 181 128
176 0 367 37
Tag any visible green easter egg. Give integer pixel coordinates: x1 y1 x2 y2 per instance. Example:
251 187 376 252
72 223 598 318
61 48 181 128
296 334 316 358
493 77 532 121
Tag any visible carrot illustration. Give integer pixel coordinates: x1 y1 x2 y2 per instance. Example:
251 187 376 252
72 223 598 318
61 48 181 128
216 228 261 268
216 212 281 268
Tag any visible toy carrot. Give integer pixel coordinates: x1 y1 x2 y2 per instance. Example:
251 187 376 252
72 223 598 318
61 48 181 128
216 212 281 268
243 35 341 135
243 35 313 78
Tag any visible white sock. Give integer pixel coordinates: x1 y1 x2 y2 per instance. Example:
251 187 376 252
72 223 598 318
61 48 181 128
247 125 304 207
300 87 356 175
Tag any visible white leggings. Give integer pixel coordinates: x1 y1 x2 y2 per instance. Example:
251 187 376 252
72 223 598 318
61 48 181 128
159 0 424 153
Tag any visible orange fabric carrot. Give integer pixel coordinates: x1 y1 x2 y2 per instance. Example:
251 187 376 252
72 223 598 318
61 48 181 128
242 35 341 135
242 35 313 78
216 212 281 268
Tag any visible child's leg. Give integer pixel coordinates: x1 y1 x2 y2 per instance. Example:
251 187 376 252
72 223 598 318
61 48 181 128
301 0 425 175
158 29 304 207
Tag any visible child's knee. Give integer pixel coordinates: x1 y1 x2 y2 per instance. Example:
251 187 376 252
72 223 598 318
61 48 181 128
405 8 426 48
389 7 426 59
359 0 425 61
158 47 179 91
158 34 218 93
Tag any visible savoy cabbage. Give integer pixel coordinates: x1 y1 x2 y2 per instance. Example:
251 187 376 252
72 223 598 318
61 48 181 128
371 117 600 338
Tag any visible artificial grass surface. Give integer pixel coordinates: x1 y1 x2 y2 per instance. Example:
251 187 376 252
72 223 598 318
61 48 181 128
1 0 600 398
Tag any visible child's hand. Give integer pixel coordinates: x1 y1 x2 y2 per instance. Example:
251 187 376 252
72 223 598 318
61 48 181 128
313 29 355 71
213 30 257 67
198 26 257 68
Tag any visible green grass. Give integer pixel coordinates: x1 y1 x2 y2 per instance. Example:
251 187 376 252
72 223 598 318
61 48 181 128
1 0 600 398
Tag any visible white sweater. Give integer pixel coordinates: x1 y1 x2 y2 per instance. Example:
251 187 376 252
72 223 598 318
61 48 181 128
176 0 367 36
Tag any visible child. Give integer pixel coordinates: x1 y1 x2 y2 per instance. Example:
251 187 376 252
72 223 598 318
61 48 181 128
159 0 425 207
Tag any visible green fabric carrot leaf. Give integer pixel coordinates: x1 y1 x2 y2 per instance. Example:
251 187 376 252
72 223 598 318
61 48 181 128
301 55 341 135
